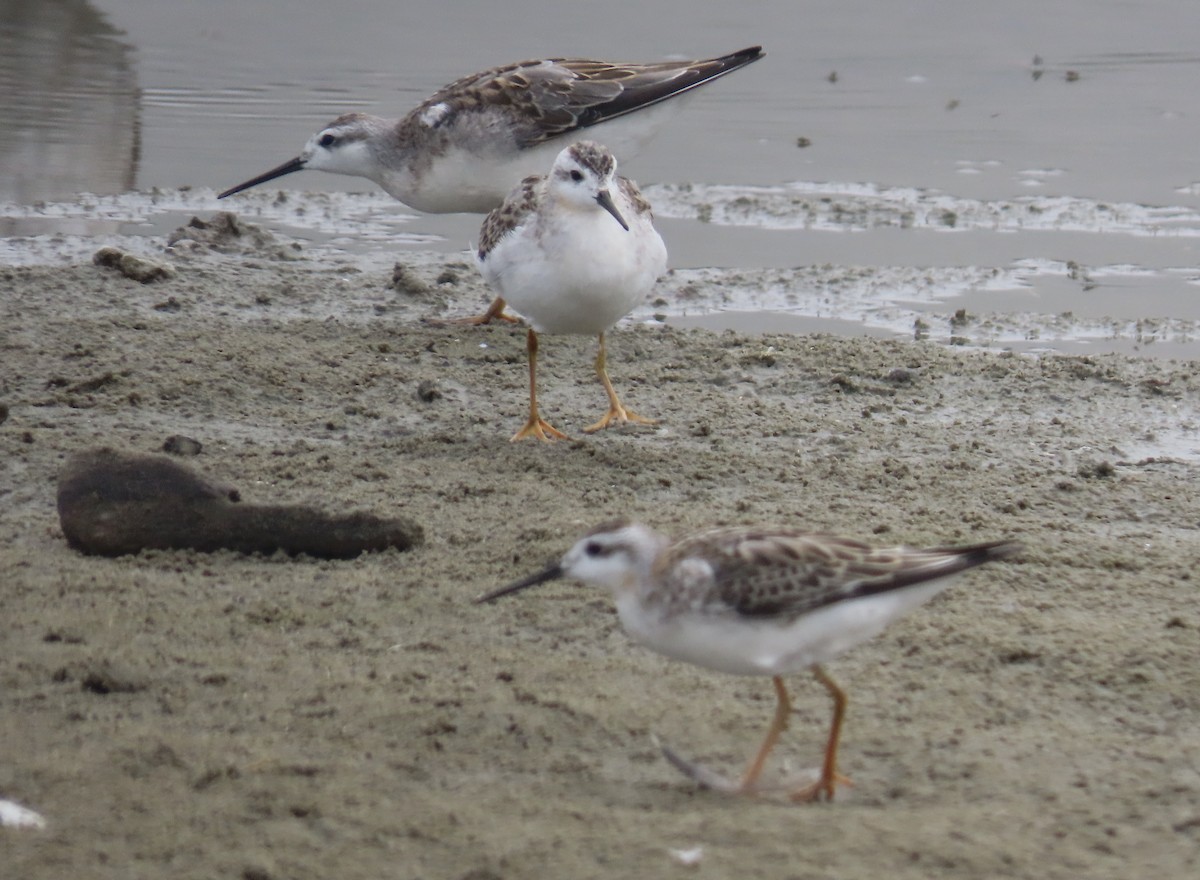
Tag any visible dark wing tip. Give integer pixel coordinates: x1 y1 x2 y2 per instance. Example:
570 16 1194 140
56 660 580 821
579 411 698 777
569 45 766 133
854 538 1023 600
957 539 1024 566
729 46 766 63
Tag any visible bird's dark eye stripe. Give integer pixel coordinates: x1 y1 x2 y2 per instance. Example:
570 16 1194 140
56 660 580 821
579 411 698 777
584 541 611 557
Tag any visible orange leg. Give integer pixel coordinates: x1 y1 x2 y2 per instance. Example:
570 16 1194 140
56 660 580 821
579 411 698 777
789 665 852 802
582 332 657 433
511 328 569 442
659 669 851 802
738 676 793 792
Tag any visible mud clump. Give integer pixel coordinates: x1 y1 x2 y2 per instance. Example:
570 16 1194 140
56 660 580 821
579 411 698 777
92 246 174 283
57 447 423 558
165 212 302 260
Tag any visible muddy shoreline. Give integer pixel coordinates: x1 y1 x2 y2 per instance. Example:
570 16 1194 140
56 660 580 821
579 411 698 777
2 218 1199 879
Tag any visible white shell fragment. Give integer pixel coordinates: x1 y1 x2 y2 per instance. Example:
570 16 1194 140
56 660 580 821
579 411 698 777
668 846 705 867
0 798 47 830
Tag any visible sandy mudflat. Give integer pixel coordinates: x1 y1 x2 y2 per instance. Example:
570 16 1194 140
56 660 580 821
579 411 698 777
2 214 1199 880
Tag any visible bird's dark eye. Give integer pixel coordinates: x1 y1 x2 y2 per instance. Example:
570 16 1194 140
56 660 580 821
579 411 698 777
584 541 604 557
319 133 336 148
569 169 584 182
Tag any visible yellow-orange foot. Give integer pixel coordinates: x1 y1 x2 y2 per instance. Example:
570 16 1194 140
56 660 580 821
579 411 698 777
446 309 522 326
511 417 571 443
582 406 657 434
445 296 521 326
787 770 853 803
661 741 851 803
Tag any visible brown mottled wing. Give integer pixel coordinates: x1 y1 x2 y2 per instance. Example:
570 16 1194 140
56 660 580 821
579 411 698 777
414 59 618 145
617 176 654 219
476 175 540 260
554 46 765 134
660 528 1019 619
413 47 764 148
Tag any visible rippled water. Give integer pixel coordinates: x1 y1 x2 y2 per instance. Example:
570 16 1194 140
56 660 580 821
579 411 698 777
3 0 1200 355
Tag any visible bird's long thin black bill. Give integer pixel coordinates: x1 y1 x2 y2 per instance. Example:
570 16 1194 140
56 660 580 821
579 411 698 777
595 190 629 231
475 563 563 604
218 156 307 199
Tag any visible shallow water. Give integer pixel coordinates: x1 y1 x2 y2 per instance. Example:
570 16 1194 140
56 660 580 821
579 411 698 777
3 0 1200 355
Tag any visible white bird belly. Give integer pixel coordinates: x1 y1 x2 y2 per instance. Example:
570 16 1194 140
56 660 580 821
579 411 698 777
384 144 550 213
616 580 954 677
484 212 665 335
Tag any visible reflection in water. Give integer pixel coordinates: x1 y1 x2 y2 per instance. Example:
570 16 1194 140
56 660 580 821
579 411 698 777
0 0 140 210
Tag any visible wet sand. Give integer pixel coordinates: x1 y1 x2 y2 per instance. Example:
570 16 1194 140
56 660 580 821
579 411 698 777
2 216 1199 879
